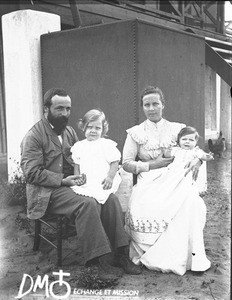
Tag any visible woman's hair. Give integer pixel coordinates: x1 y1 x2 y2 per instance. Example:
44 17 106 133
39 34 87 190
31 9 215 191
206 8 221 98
140 86 165 106
177 126 200 145
78 109 109 137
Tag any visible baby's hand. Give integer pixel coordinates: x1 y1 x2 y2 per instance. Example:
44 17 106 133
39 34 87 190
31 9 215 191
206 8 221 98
207 152 214 160
184 157 201 181
102 176 113 190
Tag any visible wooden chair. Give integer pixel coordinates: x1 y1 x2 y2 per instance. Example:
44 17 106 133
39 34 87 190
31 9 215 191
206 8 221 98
133 156 139 186
133 173 138 186
33 214 75 267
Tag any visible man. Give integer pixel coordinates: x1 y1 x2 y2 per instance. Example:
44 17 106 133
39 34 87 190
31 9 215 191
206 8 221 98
20 88 141 278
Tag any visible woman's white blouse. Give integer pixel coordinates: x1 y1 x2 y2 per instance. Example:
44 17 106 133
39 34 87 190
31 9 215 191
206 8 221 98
122 119 185 174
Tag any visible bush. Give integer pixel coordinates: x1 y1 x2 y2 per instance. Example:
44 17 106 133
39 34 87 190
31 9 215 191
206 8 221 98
15 213 32 233
0 160 27 211
1 174 27 209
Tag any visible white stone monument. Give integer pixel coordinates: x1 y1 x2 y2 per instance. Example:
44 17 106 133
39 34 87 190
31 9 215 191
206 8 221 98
1 10 61 180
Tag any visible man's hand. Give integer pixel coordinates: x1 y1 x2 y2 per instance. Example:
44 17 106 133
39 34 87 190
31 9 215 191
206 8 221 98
102 176 113 190
148 154 174 170
62 174 86 186
184 158 202 181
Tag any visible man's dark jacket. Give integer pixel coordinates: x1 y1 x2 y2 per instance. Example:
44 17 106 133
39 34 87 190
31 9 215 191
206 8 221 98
20 115 78 219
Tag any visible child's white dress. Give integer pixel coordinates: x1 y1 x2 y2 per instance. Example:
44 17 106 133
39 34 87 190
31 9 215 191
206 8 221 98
70 138 122 204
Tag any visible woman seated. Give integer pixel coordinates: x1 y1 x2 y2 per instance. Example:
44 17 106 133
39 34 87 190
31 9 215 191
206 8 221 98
122 86 212 276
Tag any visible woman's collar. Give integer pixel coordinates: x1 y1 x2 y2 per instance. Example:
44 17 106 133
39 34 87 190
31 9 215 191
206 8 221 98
146 118 165 128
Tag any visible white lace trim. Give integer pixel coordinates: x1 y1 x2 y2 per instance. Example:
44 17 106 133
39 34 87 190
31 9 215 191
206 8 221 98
127 119 185 152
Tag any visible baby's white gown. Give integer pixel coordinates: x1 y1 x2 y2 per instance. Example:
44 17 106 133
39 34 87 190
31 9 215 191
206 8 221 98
125 147 211 275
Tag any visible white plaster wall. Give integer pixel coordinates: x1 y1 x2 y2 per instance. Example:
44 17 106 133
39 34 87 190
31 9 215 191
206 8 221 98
220 79 231 146
1 10 60 180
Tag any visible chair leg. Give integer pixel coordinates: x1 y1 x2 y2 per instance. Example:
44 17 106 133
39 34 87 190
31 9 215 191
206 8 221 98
33 219 41 251
56 216 63 267
64 217 69 235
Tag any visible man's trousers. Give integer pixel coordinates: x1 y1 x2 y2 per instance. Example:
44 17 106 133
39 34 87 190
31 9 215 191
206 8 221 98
47 187 129 263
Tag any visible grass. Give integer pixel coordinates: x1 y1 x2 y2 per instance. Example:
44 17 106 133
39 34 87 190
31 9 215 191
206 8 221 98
76 266 119 289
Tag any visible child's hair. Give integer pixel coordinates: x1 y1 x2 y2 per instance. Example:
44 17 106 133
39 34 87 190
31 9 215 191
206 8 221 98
78 108 109 137
177 126 200 145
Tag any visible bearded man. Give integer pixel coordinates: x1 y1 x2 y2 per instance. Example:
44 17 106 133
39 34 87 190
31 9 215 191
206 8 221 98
20 88 141 278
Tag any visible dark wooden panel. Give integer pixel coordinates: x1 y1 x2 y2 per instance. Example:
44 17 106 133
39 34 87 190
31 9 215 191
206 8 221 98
137 20 205 145
41 20 136 152
41 19 206 151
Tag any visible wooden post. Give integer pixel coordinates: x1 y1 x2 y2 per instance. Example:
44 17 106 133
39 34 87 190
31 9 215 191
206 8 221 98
217 1 225 34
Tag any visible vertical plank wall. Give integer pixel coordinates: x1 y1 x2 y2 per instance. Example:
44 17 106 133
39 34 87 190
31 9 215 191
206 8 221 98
41 19 205 150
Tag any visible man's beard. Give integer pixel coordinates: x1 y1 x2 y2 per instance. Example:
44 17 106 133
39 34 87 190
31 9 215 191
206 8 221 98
47 110 69 135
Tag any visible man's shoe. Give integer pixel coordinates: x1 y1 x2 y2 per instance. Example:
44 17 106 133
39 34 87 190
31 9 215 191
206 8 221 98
99 258 124 277
98 271 119 282
85 257 99 267
87 265 119 282
191 270 205 276
98 252 115 265
117 255 142 275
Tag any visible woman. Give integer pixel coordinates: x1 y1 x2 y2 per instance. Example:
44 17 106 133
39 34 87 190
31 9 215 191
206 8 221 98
122 86 211 276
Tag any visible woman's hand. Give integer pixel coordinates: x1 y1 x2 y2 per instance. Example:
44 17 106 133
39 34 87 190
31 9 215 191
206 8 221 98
148 154 174 170
102 176 113 190
184 158 202 181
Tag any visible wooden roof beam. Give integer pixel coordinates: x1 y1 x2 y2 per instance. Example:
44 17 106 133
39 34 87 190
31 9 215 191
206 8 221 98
68 0 82 28
205 43 232 86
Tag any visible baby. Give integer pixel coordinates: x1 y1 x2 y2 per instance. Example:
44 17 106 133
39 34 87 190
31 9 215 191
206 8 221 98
163 126 214 163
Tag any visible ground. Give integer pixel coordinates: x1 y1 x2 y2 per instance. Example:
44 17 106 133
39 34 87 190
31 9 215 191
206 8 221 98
0 150 231 300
